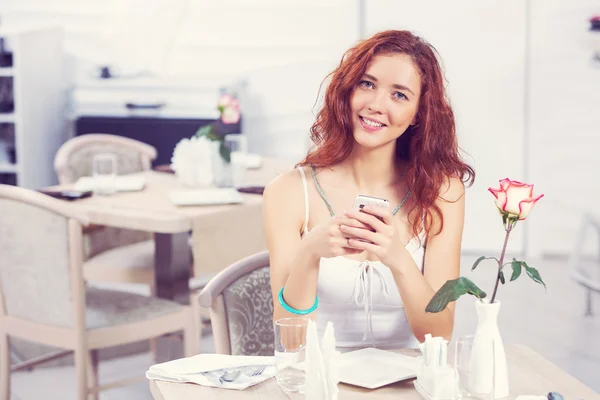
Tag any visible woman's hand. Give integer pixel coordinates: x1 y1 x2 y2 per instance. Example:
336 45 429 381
341 206 412 270
302 215 369 260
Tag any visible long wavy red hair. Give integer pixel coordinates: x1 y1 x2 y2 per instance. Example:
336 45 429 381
298 30 475 238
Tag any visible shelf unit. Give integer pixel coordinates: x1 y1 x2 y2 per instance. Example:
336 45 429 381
0 67 14 77
0 26 65 189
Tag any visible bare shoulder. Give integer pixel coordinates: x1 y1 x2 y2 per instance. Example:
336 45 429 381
438 175 466 203
264 168 305 203
263 168 306 230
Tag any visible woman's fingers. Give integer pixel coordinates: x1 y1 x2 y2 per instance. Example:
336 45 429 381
343 209 387 232
339 224 377 243
347 238 381 255
360 205 394 225
335 216 371 230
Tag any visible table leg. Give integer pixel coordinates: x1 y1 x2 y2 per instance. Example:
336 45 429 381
153 232 192 362
154 232 191 304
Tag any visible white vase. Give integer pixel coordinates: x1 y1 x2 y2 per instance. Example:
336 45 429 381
473 300 509 399
210 140 233 187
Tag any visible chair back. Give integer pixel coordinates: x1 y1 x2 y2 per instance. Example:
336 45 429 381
198 251 274 356
54 134 157 184
0 185 87 327
569 214 600 292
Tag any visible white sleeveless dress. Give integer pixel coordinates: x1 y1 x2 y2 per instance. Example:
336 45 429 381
297 167 425 349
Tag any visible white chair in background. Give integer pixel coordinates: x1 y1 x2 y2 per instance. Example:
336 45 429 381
568 213 600 316
54 133 158 289
0 184 199 400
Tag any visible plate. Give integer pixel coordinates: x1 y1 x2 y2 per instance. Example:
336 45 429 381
168 188 244 206
336 347 419 389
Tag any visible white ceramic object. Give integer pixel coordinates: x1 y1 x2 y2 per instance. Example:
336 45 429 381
335 347 418 389
473 300 509 399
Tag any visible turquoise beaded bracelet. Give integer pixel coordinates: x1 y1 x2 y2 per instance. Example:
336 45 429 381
277 287 319 315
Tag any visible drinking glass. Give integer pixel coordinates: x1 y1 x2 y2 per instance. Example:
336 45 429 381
92 153 117 195
274 317 309 394
223 134 248 187
455 335 495 400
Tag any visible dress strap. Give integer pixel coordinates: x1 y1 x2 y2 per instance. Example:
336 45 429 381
297 167 310 234
311 165 335 216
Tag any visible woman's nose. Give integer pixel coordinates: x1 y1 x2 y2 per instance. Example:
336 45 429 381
366 91 385 113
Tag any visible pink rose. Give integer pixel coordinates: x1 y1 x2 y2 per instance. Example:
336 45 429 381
217 94 235 108
221 105 240 124
488 178 544 220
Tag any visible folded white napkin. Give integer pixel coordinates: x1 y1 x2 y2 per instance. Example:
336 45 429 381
168 188 244 206
305 320 340 400
244 154 263 169
146 353 276 390
74 176 146 192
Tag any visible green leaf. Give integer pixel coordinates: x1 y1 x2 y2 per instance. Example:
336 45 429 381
195 125 213 138
219 141 231 163
499 270 505 284
471 256 499 271
522 262 546 290
510 259 522 281
207 130 220 141
425 277 487 313
471 256 487 271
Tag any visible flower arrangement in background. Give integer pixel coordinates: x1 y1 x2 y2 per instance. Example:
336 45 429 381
195 94 241 163
426 178 545 312
590 15 600 31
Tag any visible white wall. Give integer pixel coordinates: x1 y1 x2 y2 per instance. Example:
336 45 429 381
2 0 599 255
366 0 527 255
1 0 359 161
528 0 600 258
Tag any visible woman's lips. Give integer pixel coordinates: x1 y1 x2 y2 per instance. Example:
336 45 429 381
359 116 386 132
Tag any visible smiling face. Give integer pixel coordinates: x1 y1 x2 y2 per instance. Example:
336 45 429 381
350 53 421 151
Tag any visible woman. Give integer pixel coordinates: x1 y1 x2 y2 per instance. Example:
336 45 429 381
263 30 474 349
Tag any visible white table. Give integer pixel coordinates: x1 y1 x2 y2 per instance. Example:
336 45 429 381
149 346 598 400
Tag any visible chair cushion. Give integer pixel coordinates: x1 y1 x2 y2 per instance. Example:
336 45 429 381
222 266 274 356
86 286 183 329
83 240 155 284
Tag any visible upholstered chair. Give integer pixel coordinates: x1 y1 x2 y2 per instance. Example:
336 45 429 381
197 251 274 356
54 134 157 288
0 184 198 400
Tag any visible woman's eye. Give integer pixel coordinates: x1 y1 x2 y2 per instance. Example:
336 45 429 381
359 80 374 89
393 91 408 100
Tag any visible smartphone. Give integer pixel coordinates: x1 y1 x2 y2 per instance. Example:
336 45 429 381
38 190 93 201
353 194 390 211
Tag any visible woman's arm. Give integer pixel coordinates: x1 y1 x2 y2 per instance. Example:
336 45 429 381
263 171 321 322
390 176 465 341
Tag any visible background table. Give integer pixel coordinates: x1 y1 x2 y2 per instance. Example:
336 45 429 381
53 160 288 301
148 345 598 400
50 160 289 360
